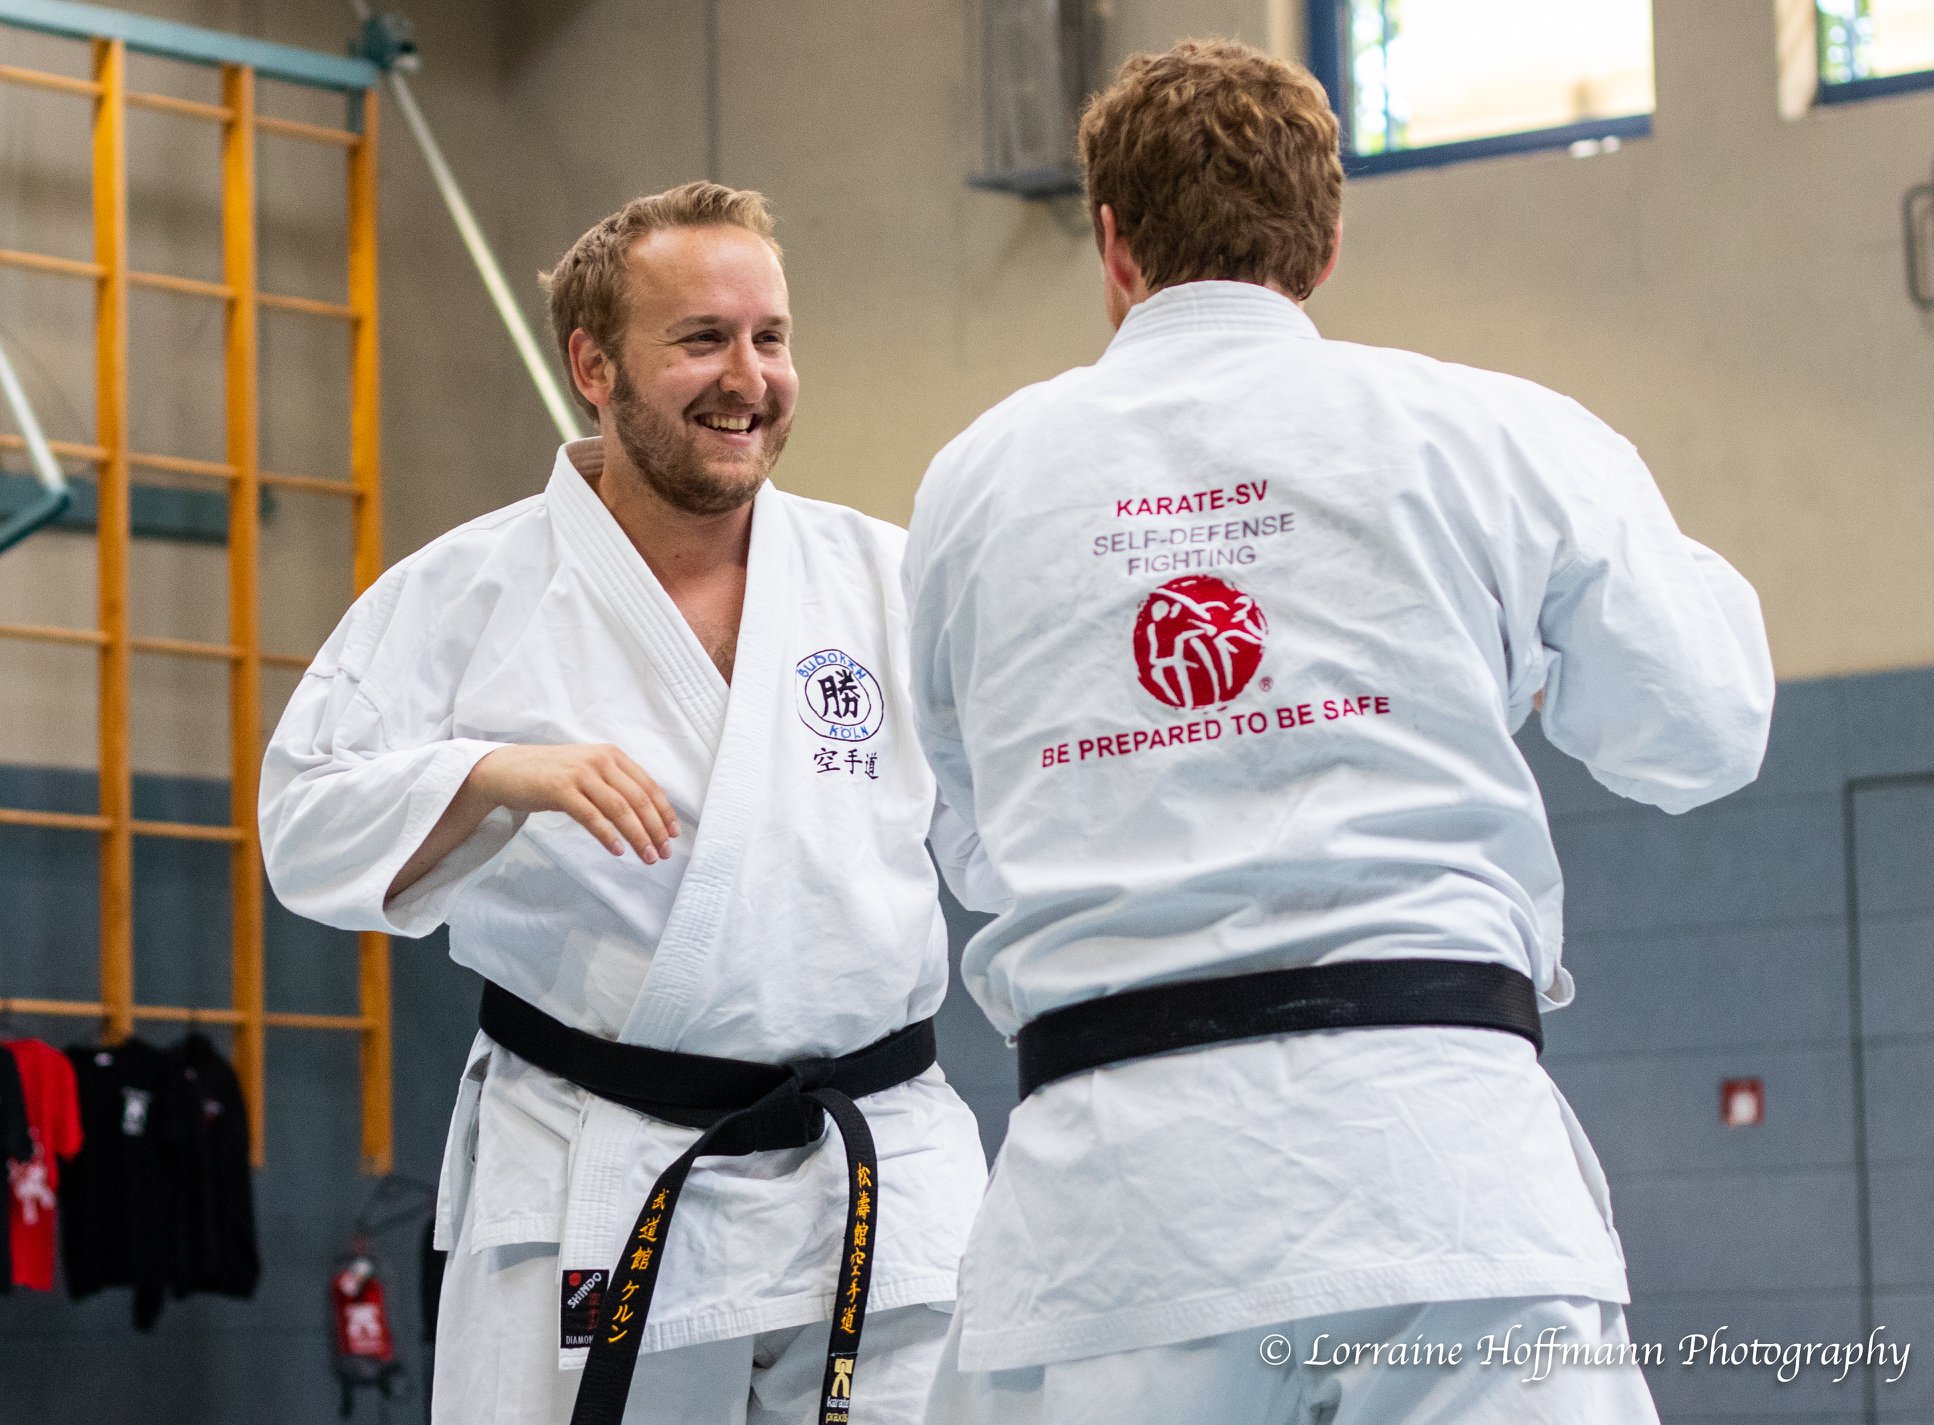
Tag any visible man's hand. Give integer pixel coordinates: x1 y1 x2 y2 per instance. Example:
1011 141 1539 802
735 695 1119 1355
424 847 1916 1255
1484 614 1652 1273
467 743 679 862
385 743 678 905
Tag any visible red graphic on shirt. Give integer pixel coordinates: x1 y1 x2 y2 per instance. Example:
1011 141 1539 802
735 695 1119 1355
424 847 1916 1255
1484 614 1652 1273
1132 576 1269 709
6 1040 84 1292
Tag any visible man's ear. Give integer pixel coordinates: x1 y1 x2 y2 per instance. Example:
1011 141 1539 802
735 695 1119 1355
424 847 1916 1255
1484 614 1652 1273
1312 221 1342 294
567 329 615 411
1097 204 1145 299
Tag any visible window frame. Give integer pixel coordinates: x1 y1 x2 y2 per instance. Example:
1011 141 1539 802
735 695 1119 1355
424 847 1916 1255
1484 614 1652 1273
1814 1 1934 106
1305 0 1654 177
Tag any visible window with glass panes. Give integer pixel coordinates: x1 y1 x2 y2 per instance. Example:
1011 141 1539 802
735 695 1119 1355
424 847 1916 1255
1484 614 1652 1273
1817 0 1934 102
1308 0 1655 175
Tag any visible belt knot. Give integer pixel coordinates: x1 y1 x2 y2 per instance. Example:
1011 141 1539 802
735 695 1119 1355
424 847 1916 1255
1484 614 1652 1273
784 1056 840 1094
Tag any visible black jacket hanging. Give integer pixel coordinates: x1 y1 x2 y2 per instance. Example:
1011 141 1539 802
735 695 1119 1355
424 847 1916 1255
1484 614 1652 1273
165 1032 259 1299
60 1038 176 1330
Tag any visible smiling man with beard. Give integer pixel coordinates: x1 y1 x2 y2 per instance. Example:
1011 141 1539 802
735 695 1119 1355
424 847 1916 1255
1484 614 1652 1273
260 184 994 1425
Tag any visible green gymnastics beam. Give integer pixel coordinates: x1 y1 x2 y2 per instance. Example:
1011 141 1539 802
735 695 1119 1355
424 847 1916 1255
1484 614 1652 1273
0 0 378 92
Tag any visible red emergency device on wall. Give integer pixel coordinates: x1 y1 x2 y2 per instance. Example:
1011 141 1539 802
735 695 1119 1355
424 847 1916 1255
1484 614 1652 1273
330 1242 403 1416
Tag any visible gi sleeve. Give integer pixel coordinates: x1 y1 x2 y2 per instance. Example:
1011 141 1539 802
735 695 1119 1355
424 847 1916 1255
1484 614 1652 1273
928 791 1012 916
259 568 524 937
1535 428 1774 814
905 448 1014 917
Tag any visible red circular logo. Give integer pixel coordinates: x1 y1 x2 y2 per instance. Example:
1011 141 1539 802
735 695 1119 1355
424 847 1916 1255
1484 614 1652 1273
567 1273 581 1286
1132 575 1269 709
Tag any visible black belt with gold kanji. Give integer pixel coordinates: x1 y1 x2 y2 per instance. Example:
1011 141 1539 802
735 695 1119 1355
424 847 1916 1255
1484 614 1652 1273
1016 958 1543 1099
478 982 935 1425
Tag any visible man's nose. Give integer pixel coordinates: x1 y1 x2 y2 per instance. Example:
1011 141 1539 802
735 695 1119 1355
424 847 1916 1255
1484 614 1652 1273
718 335 766 402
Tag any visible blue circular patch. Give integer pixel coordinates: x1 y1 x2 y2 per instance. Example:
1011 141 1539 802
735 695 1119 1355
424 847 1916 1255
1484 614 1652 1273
794 648 882 742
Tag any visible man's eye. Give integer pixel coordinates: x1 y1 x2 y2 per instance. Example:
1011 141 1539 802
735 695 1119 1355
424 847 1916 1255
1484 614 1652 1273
758 331 788 346
687 331 724 345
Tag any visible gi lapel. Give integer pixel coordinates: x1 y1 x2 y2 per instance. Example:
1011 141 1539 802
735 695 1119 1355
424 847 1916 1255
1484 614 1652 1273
621 481 795 1048
546 441 731 753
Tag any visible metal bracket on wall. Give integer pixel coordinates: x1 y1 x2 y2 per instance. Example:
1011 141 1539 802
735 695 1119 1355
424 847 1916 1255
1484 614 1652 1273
1907 172 1934 311
971 0 1106 201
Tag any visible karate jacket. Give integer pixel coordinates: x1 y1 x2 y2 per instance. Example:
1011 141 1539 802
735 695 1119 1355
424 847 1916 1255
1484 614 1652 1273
261 440 987 1359
904 281 1774 1370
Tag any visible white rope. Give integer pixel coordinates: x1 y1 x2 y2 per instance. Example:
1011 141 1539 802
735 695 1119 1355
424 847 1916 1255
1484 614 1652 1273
0 334 67 496
349 1 583 444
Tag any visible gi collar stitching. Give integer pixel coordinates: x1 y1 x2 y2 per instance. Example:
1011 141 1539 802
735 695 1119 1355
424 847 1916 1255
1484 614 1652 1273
1105 280 1320 353
544 444 728 730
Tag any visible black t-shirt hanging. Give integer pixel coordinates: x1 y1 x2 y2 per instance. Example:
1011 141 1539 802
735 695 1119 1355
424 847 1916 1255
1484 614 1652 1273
60 1039 175 1330
166 1033 259 1299
0 1044 31 1294
0 1046 29 1164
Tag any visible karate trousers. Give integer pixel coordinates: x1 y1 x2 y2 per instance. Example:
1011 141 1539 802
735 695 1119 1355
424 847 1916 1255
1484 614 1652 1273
923 1296 1661 1425
434 1226 953 1425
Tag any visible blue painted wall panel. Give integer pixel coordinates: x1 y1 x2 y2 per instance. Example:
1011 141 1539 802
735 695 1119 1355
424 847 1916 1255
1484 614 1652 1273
1852 785 1934 917
1544 921 1850 1057
1869 1291 1934 1419
1611 1169 1864 1297
1866 1165 1934 1293
1540 668 1934 1420
1735 675 1854 804
1511 714 1626 818
1858 914 1934 1040
935 882 1013 1162
1859 1038 1934 1166
1627 1291 1866 1419
1840 671 1934 781
1550 1045 1857 1176
1553 799 1847 935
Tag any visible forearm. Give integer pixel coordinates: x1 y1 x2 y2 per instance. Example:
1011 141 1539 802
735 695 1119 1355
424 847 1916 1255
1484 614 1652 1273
385 768 500 904
379 741 680 904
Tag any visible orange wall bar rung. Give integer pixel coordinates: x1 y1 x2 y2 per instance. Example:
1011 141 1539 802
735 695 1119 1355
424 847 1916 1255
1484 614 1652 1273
0 246 103 279
259 290 355 320
127 89 230 122
0 61 99 97
0 999 371 1032
255 114 355 147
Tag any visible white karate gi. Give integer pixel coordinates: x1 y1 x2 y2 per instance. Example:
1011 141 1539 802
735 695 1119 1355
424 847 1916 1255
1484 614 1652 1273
261 439 988 1422
904 282 1772 1418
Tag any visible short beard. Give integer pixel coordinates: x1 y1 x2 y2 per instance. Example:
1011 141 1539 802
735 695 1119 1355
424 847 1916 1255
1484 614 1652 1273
608 367 789 517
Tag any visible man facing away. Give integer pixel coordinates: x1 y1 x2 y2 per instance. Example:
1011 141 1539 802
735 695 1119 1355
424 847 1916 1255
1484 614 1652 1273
906 41 1773 1425
261 183 990 1425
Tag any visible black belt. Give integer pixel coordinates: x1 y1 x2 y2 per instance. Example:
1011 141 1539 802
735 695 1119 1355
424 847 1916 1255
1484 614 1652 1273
479 982 936 1425
1016 958 1542 1099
